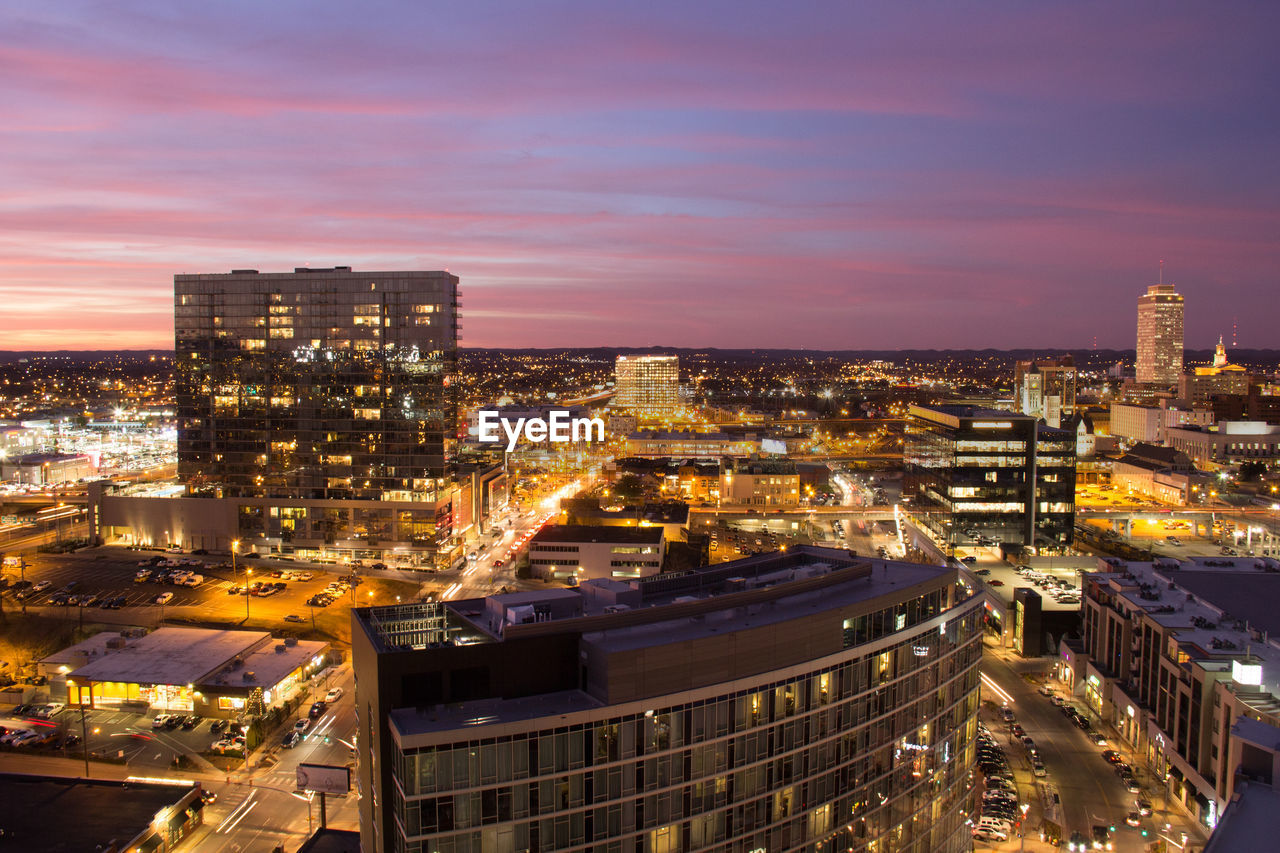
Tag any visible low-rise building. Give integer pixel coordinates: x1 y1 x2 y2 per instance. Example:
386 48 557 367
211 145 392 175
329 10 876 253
625 430 758 459
527 524 664 581
1 451 95 484
45 626 329 717
1075 558 1280 832
719 457 800 507
1166 421 1280 466
1111 443 1201 504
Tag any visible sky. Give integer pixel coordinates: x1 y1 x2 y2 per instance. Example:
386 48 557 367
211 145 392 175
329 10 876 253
2 0 1277 351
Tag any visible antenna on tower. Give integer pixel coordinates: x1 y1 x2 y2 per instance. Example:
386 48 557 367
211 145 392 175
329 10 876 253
1233 317 1238 348
1158 259 1164 286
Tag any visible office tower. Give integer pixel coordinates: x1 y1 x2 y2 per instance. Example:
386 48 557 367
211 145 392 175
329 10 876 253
904 405 1076 551
1014 355 1077 427
614 354 678 416
352 547 985 853
175 267 458 501
1135 283 1184 385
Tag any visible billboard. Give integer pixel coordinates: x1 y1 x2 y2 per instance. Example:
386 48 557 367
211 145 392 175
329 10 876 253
296 763 350 795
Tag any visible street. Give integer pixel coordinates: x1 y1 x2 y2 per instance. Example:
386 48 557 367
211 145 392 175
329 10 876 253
977 640 1206 852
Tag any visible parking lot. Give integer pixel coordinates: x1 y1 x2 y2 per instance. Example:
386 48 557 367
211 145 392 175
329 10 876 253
0 545 422 640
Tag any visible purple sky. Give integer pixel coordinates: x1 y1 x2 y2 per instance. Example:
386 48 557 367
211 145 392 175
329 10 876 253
2 1 1277 351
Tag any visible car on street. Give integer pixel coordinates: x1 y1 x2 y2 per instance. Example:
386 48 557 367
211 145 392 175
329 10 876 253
1136 799 1152 817
282 731 302 748
284 614 303 623
1067 831 1089 852
961 555 977 563
989 579 1004 586
294 718 312 734
309 701 326 719
1091 825 1113 850
1125 811 1142 827
1032 760 1047 776
325 687 344 703
1090 732 1108 746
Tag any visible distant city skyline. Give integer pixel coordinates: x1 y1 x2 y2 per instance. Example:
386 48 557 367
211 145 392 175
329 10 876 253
2 1 1277 351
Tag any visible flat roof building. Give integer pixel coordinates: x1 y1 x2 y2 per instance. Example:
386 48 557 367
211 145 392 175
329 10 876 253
527 523 664 581
905 405 1076 553
92 267 469 568
613 355 678 418
47 626 329 717
352 547 985 853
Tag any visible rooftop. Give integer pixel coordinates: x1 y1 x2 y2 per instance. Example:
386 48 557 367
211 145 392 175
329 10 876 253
67 627 271 687
202 638 329 691
531 525 663 545
0 774 197 853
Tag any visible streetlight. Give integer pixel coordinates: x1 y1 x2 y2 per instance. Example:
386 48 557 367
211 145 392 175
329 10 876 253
1019 803 1030 852
244 567 252 621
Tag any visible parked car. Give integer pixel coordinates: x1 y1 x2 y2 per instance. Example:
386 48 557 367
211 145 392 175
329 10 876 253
325 687 344 703
282 731 302 748
284 614 303 623
294 718 312 734
154 592 174 605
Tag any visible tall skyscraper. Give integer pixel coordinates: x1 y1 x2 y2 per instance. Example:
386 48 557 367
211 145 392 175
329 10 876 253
1135 283 1184 385
353 547 984 853
175 267 458 502
613 354 678 416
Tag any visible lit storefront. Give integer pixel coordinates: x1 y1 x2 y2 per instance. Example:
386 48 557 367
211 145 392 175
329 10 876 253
52 627 330 718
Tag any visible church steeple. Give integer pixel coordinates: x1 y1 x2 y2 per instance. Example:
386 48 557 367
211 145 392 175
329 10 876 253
1214 335 1229 368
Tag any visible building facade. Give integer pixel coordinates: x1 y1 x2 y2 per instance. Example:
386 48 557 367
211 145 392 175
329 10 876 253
175 267 458 502
1075 560 1280 832
1135 283 1185 386
1165 421 1280 466
904 405 1076 552
1014 356 1077 428
93 267 466 567
527 524 665 581
614 355 679 418
352 548 984 853
719 458 801 507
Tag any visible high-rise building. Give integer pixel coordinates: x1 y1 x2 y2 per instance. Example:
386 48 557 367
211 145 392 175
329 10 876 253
1135 283 1185 385
352 547 985 853
89 267 467 565
1014 355 1077 427
174 267 458 501
613 354 678 416
904 405 1076 551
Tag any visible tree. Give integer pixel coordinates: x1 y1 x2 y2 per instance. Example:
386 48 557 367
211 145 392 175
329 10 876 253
612 474 646 502
1239 461 1268 482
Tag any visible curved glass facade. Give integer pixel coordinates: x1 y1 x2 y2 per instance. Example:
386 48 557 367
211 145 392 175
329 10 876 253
371 582 983 853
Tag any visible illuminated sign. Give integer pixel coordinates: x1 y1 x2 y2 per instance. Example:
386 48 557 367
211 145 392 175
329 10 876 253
971 421 1012 429
1232 659 1263 686
912 645 930 657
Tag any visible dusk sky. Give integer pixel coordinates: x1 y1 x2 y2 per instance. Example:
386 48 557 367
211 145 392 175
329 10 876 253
3 1 1277 351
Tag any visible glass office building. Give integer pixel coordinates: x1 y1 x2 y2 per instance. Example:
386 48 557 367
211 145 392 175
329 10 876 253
904 405 1075 552
175 267 458 503
614 355 679 417
352 547 984 853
